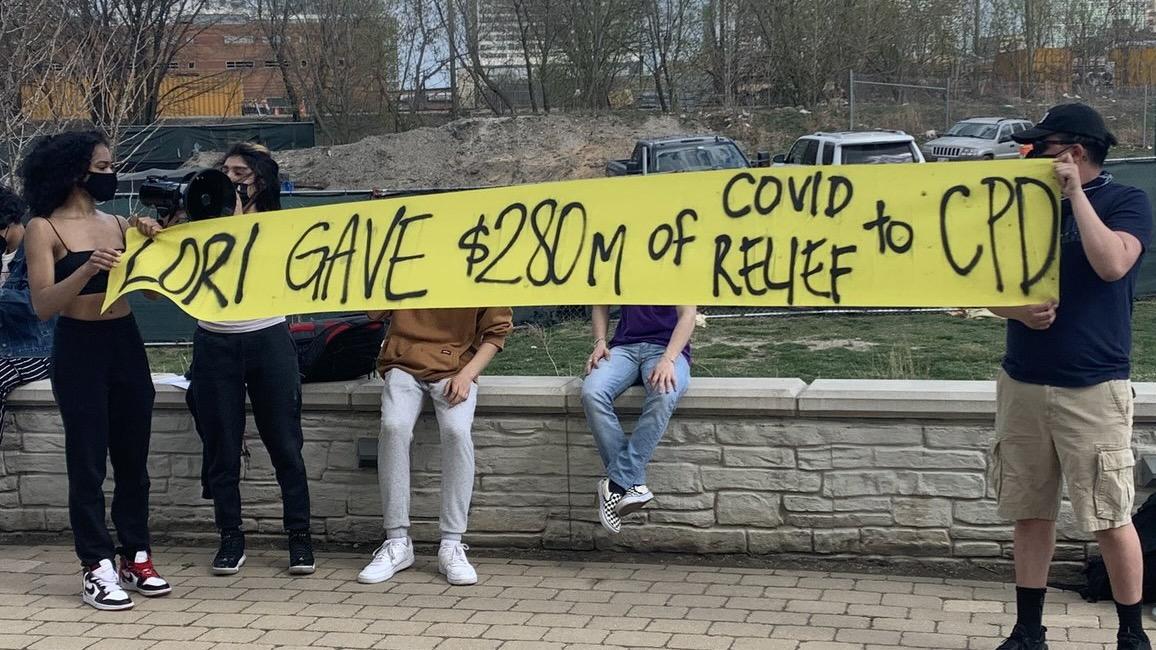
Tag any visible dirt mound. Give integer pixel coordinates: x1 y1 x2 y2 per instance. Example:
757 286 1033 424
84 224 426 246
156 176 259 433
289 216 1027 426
256 113 695 190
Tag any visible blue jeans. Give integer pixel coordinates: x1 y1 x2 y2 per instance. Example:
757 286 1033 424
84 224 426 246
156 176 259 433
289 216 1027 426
580 342 690 488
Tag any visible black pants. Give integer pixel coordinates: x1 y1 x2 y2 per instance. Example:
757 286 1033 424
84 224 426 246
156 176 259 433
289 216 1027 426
51 315 154 565
189 322 310 531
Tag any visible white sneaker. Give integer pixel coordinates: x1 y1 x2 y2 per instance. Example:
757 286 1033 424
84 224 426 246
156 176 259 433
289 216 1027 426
616 484 654 516
82 559 134 611
357 537 414 584
438 541 477 586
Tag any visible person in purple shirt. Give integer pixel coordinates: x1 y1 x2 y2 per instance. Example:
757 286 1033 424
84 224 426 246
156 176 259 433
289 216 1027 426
580 305 696 534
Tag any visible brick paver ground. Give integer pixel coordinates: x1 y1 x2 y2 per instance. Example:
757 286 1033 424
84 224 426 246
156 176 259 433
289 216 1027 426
0 544 1131 649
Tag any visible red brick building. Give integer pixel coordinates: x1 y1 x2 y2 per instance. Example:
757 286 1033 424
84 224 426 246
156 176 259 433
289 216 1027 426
176 16 300 116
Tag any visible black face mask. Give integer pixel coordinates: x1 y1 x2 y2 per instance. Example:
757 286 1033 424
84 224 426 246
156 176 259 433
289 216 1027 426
236 182 252 205
84 171 118 202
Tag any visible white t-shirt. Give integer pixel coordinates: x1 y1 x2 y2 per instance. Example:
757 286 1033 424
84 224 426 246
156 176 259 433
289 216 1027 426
0 249 15 286
197 317 286 334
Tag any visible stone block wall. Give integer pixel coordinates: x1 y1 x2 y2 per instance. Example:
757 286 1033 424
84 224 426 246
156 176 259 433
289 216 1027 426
3 377 1155 573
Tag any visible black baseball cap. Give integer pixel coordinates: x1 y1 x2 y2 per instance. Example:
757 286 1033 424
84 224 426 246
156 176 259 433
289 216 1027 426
1012 103 1118 146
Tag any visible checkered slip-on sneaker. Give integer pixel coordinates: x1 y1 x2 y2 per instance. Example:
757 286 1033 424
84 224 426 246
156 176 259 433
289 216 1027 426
598 478 623 534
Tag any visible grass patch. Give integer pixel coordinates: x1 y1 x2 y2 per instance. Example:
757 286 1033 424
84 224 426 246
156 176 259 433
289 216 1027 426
145 300 1156 381
146 345 192 375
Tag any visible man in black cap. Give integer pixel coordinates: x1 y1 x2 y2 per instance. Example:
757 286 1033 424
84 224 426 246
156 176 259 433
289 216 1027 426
988 103 1152 650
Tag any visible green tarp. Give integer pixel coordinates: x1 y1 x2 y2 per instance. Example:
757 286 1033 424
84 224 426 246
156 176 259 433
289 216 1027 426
1104 158 1156 298
117 122 315 171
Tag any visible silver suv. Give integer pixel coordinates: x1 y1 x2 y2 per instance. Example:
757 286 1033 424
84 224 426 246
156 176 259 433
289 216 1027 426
922 117 1034 161
773 130 925 166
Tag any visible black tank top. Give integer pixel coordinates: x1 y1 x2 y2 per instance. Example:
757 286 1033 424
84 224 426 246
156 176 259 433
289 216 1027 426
42 217 126 296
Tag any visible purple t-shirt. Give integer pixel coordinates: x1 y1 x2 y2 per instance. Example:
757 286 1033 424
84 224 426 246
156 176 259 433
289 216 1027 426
609 306 690 361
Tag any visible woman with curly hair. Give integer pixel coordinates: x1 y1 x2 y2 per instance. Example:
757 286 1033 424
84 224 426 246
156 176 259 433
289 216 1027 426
135 142 314 576
20 131 170 611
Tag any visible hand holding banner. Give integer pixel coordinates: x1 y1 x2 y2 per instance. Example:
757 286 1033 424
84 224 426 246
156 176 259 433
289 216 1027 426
103 159 1061 320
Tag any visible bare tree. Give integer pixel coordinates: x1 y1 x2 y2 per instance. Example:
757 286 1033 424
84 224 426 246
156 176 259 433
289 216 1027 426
642 0 697 112
248 0 306 121
511 0 566 112
74 0 216 134
290 0 399 143
394 0 448 120
701 0 736 106
556 0 641 109
0 0 89 183
442 0 518 116
510 0 539 112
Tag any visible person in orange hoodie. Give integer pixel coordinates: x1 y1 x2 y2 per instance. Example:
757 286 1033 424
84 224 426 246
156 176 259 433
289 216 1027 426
357 307 512 587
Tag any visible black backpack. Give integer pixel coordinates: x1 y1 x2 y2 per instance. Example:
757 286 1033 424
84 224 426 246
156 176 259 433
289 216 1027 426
289 315 385 383
1078 491 1156 603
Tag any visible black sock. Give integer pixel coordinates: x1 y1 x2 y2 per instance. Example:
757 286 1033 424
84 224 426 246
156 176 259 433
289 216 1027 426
608 480 627 496
1116 599 1144 635
1015 586 1047 637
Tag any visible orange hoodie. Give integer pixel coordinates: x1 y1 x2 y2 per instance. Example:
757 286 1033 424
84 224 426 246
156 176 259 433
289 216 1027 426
375 307 513 381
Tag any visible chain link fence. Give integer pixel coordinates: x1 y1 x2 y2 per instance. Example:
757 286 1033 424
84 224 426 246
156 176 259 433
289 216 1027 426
844 74 1151 152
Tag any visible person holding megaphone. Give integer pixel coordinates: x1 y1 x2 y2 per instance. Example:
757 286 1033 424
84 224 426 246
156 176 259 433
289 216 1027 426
134 142 314 577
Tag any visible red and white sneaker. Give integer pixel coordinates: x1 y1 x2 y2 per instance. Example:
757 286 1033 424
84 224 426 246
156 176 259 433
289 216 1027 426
119 551 172 597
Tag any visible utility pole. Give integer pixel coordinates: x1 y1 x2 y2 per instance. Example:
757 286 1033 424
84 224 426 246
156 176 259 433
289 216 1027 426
449 0 459 117
973 0 980 57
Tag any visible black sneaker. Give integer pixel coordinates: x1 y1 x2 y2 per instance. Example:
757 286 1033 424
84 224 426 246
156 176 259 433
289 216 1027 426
212 528 246 575
1120 629 1152 650
287 529 315 575
997 624 1047 650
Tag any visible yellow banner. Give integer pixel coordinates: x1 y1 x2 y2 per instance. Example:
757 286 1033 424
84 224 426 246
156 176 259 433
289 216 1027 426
104 159 1061 320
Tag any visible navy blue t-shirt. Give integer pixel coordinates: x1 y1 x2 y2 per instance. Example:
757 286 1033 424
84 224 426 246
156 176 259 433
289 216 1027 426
1002 173 1153 387
609 306 692 361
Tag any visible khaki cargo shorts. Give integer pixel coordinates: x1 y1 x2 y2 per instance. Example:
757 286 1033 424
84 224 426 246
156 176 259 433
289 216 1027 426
992 370 1136 532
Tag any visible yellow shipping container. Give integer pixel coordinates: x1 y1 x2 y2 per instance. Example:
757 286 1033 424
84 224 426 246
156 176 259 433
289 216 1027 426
158 74 242 117
993 48 1072 86
21 73 242 120
1110 47 1156 87
20 77 87 120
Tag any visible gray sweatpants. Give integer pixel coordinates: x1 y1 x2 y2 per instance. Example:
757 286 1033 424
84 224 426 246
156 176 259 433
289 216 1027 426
378 368 477 540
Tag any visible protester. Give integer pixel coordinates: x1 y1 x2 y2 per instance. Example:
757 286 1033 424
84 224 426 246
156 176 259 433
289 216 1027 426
134 142 314 576
0 187 28 287
579 305 695 533
357 307 512 586
991 103 1152 650
20 131 170 610
0 185 54 446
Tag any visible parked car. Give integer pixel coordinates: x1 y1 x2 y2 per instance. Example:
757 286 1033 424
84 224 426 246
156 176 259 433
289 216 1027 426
606 135 770 176
773 130 926 166
921 117 1034 161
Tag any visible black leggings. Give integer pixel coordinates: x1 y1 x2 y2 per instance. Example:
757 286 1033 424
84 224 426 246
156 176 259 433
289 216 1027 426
51 315 154 565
